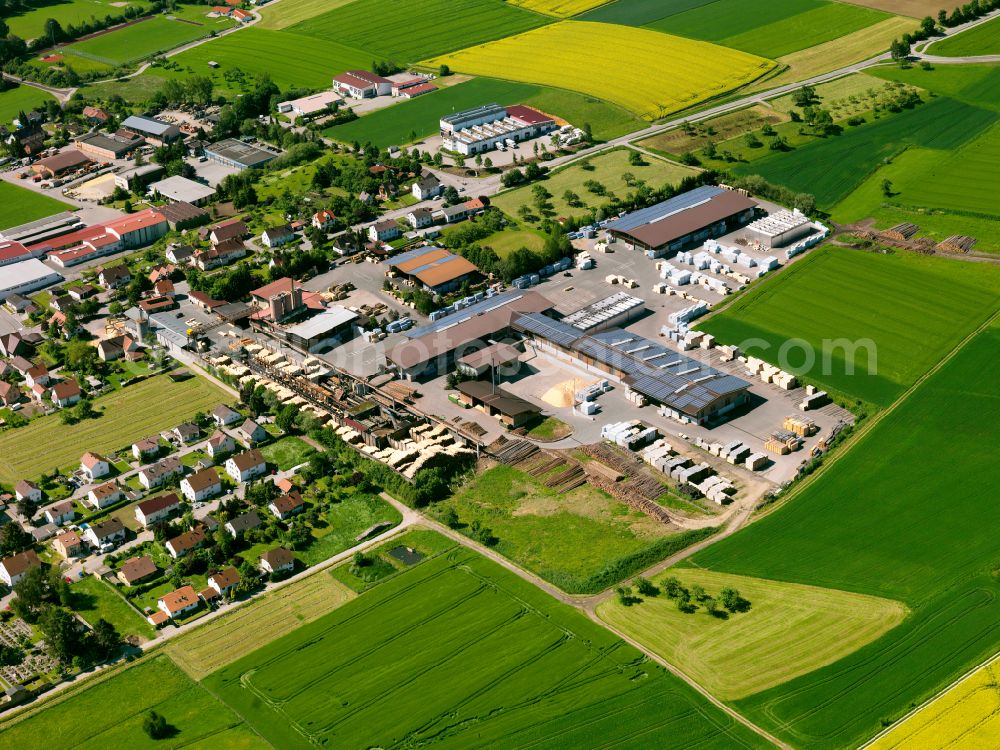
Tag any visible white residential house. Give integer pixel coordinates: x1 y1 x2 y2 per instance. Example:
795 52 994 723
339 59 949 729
0 550 42 587
368 220 401 243
411 173 443 201
132 436 160 460
212 404 242 427
259 547 294 575
261 225 295 248
138 456 183 490
180 468 222 503
312 209 336 231
86 481 122 509
225 450 267 483
82 519 126 550
134 493 181 527
14 480 41 504
42 501 75 526
236 419 267 446
50 379 81 408
407 208 435 229
205 431 235 458
208 566 240 597
80 452 111 481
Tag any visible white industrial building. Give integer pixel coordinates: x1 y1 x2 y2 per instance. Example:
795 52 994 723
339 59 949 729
440 103 557 156
0 259 63 301
277 90 342 117
278 306 358 353
147 176 216 206
561 292 645 333
745 209 815 248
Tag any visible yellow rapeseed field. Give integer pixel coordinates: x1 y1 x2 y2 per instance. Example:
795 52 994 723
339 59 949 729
507 0 610 17
423 21 776 120
869 656 1000 749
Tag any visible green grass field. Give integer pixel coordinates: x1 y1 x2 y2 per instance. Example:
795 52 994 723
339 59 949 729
298 493 402 567
597 568 907 700
478 228 546 258
579 0 716 25
326 76 642 146
259 435 315 470
690 320 1000 748
64 13 229 67
329 528 458 592
0 181 72 231
71 575 155 641
435 464 713 593
871 62 1000 111
0 373 229 484
930 16 1000 55
735 95 996 208
0 655 266 749
162 28 367 93
492 148 696 221
647 0 890 58
3 0 148 39
204 548 771 749
0 84 56 127
288 0 551 62
698 246 1000 406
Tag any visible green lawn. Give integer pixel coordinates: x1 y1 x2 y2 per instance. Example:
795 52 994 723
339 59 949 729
0 181 73 231
203 548 771 749
691 320 1000 748
492 147 696 221
298 493 402 567
0 655 267 749
434 464 714 593
259 435 315 471
0 84 56 128
325 76 642 147
71 575 154 641
330 528 458 592
698 246 1000 407
597 568 907 700
65 11 231 67
288 0 552 62
0 373 229 484
476 228 546 258
164 28 368 94
3 0 148 40
930 16 1000 55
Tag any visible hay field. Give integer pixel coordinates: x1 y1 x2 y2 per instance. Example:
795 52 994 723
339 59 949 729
0 373 229 483
0 656 265 749
507 0 610 16
288 0 550 62
693 321 1000 748
869 655 1000 750
699 246 1000 406
204 550 771 749
167 573 355 679
423 21 776 120
758 16 915 87
256 0 355 29
598 568 907 699
836 0 941 15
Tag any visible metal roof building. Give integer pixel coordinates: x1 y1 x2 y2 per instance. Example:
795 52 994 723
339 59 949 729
204 139 280 169
383 246 479 294
605 186 756 256
148 175 216 206
0 259 63 301
513 313 750 425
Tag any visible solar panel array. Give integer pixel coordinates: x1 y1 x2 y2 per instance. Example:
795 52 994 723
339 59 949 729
604 185 723 233
381 245 441 267
513 313 749 416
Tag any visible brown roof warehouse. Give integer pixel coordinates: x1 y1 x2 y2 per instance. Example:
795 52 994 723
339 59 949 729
604 185 756 257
